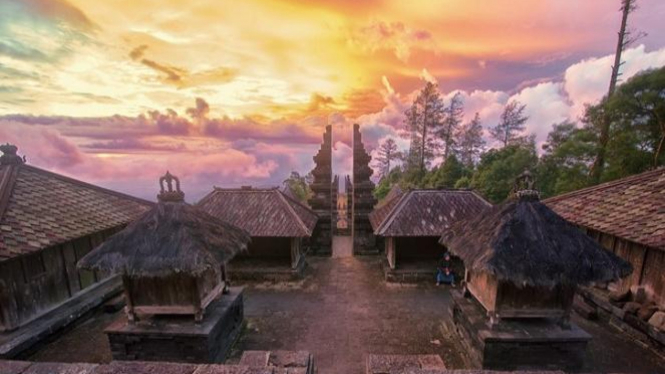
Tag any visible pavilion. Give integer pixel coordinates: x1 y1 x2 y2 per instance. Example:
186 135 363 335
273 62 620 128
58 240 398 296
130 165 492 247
370 189 491 282
197 187 317 281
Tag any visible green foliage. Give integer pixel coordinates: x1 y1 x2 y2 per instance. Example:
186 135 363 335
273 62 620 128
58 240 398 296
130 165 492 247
536 121 596 198
423 155 466 189
471 142 538 203
283 171 312 202
373 167 403 200
371 68 665 204
404 82 446 173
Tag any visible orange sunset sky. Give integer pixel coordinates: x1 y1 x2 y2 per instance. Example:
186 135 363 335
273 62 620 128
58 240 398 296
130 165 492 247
1 0 665 200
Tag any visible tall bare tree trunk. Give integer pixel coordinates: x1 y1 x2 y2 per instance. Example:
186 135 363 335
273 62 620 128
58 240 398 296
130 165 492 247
590 0 635 183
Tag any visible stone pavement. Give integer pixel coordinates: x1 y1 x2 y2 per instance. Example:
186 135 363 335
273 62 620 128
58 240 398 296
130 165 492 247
231 256 464 374
26 255 665 374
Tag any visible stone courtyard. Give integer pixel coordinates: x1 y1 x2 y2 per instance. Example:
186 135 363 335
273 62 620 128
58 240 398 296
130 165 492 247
26 240 665 373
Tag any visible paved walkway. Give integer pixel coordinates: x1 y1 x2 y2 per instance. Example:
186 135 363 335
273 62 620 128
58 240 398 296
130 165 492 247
231 256 464 373
332 235 353 258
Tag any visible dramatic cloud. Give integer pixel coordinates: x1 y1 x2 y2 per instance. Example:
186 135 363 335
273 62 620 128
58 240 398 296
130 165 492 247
2 1 665 197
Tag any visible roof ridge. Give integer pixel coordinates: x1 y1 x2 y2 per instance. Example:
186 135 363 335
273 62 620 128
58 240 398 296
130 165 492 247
22 165 154 206
0 164 20 220
275 190 311 236
544 168 664 203
375 190 412 235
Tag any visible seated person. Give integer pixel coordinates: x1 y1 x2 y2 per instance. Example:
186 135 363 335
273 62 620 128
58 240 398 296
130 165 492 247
436 252 455 286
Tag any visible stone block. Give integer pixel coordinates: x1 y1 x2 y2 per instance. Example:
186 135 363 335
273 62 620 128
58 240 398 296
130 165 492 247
0 360 32 374
193 365 273 374
92 361 197 374
637 303 658 321
23 362 98 374
609 289 631 303
268 351 310 368
622 301 641 314
239 351 270 367
648 311 665 331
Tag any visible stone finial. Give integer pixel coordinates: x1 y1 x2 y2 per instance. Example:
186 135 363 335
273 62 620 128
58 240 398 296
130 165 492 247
158 171 185 202
513 169 540 201
0 143 26 166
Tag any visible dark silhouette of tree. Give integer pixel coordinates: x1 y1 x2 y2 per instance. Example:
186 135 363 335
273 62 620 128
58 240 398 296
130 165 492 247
456 112 485 166
490 101 528 147
374 137 401 178
440 92 464 160
404 82 445 173
590 0 644 182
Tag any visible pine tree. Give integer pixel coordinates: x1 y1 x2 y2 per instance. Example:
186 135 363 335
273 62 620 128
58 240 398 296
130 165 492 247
440 92 464 160
404 82 446 173
374 138 401 178
490 101 528 147
456 112 485 167
590 0 643 183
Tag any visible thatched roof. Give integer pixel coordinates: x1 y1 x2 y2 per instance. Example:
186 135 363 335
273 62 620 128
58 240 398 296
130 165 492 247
0 144 152 262
545 167 665 250
197 187 317 237
371 189 492 237
440 192 632 287
78 173 250 277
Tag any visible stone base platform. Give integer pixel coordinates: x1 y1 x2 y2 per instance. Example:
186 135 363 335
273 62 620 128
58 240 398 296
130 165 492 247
105 287 244 363
383 260 437 283
366 354 445 373
444 290 591 372
229 258 306 282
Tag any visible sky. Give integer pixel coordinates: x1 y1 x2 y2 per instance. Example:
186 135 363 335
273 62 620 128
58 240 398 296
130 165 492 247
1 0 665 201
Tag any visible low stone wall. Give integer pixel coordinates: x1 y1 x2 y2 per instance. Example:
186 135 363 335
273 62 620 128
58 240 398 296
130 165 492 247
577 287 665 353
0 350 315 373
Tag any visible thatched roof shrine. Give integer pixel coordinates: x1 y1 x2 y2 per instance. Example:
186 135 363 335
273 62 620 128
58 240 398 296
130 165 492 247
79 172 251 278
440 171 632 288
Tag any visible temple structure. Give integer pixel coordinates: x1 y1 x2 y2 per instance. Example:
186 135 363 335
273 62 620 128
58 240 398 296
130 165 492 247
440 171 632 371
351 124 377 254
370 189 491 282
79 172 251 363
197 187 317 281
0 144 152 358
307 125 334 255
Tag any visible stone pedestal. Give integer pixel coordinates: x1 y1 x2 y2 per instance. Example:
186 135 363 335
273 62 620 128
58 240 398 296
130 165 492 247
105 287 244 363
445 290 591 372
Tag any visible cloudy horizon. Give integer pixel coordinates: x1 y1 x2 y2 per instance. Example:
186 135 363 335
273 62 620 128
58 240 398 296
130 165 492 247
1 0 665 201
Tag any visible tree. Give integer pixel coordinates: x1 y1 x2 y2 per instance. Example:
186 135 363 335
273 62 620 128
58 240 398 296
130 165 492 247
606 66 665 167
282 171 311 202
590 0 643 183
373 166 403 200
440 92 464 160
536 121 596 198
404 82 446 174
471 141 538 203
490 101 528 147
374 137 401 178
456 112 485 167
425 155 466 189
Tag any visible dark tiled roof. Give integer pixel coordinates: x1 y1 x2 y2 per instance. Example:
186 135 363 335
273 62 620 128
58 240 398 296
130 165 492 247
545 168 665 250
0 164 152 262
369 191 402 230
371 189 492 237
197 188 318 237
